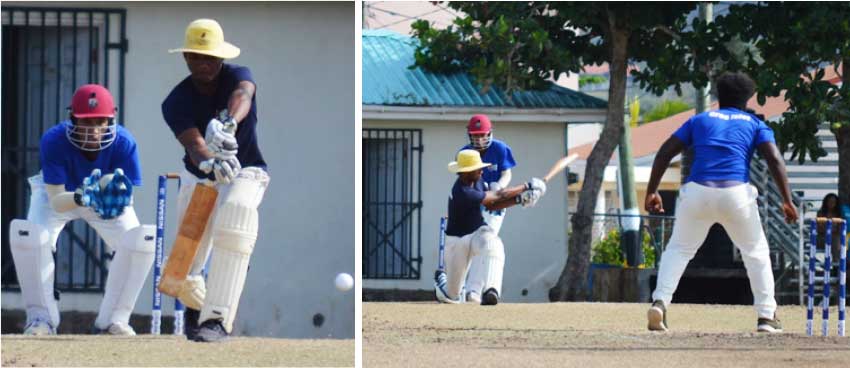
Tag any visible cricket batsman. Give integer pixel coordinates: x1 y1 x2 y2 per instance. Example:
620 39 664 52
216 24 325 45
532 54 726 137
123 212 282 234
9 84 151 336
460 114 517 235
162 18 270 342
435 149 545 305
644 71 798 333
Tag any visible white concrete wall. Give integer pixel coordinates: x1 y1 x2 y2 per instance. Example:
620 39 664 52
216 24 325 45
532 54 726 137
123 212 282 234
363 118 570 302
3 2 354 339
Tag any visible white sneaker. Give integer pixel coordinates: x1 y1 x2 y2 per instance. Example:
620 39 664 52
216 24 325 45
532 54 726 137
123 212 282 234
95 322 136 336
24 318 56 336
466 291 482 304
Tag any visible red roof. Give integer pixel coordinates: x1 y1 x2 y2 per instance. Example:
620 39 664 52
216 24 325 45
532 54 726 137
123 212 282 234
582 63 641 75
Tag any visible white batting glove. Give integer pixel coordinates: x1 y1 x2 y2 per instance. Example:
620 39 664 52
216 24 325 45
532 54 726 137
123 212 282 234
520 189 543 208
527 177 547 195
198 158 215 174
213 157 241 185
205 117 238 154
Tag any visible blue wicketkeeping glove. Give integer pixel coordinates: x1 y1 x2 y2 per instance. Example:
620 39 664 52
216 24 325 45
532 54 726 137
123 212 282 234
75 169 102 208
95 168 133 220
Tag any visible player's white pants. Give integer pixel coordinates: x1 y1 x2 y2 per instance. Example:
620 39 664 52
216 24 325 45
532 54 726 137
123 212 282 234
652 183 777 318
444 226 505 301
176 167 269 332
10 174 149 328
481 208 506 235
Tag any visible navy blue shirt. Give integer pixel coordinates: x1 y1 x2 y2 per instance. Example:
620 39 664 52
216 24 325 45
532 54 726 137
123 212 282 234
461 139 516 184
162 63 267 179
445 177 487 237
673 107 775 183
41 121 142 191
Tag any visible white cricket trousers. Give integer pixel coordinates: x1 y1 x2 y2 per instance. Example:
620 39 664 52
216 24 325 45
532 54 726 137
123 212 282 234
444 226 505 300
652 182 777 318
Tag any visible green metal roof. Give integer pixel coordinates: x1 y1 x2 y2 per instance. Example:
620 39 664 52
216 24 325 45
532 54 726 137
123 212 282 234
363 30 607 109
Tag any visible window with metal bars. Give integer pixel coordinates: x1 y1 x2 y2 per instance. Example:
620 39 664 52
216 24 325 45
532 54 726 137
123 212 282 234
362 129 423 279
1 7 127 292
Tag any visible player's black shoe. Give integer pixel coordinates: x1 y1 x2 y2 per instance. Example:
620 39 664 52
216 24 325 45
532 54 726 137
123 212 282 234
193 319 229 343
184 307 200 340
481 288 499 306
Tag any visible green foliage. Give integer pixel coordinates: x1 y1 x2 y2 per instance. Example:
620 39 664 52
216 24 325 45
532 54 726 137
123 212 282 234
591 229 656 268
644 99 692 123
579 75 608 88
411 2 698 99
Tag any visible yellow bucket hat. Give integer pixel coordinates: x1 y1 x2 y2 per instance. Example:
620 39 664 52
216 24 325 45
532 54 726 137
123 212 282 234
168 19 240 59
448 149 492 173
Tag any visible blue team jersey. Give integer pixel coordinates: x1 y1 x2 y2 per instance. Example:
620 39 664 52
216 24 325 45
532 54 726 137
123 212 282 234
162 63 267 179
461 139 516 184
673 107 776 183
40 121 142 191
445 177 487 237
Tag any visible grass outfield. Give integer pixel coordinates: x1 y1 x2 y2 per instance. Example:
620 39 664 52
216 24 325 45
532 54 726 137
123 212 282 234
364 302 850 368
1 335 353 367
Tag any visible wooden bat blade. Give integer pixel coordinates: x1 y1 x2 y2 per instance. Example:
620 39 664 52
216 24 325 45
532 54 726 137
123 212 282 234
543 153 579 182
158 183 218 297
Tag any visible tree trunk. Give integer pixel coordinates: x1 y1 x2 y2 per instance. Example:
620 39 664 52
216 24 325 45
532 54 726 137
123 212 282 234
550 22 630 301
838 60 849 208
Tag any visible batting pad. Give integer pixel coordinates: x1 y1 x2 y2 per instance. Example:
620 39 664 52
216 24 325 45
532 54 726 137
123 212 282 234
9 220 60 326
444 234 473 300
200 172 265 333
95 225 155 328
466 228 505 297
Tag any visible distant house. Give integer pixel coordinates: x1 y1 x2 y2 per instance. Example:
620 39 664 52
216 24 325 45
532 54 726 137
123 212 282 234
362 29 607 302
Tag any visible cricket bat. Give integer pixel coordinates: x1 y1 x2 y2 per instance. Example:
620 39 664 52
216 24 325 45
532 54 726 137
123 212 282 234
158 182 218 297
543 153 579 182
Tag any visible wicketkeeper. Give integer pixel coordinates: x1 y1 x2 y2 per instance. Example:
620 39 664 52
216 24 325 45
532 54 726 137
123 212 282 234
644 71 798 333
435 150 545 305
9 84 150 336
459 114 517 235
162 18 270 342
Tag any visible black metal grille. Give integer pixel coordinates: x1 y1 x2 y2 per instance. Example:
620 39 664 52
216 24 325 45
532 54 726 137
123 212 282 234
1 7 127 292
363 129 423 279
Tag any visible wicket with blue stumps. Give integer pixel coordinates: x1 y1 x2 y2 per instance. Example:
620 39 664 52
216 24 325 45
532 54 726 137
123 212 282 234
806 218 847 337
151 173 185 335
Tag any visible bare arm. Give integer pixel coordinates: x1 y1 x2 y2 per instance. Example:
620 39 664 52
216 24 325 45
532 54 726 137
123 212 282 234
46 184 79 213
757 141 798 223
177 128 215 166
226 81 255 124
645 136 685 213
482 183 527 211
497 169 512 189
647 136 686 194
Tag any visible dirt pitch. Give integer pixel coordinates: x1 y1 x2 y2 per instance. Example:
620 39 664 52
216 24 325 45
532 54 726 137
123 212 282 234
1 335 353 367
364 302 850 367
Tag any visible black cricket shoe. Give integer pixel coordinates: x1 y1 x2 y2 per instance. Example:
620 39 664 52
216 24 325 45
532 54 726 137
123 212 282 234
481 288 500 306
184 308 200 340
193 319 229 343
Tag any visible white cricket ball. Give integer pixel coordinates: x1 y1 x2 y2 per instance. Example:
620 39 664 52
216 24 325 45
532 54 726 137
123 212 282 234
335 273 353 292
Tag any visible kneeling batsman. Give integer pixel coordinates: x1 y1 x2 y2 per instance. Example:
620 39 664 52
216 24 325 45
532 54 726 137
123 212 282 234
11 168 154 335
434 150 545 305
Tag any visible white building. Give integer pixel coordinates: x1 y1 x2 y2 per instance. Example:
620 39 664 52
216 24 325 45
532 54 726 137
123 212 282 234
362 30 607 302
1 2 354 339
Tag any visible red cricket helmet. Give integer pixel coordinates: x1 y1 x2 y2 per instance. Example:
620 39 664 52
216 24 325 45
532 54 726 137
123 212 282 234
467 114 493 149
70 84 116 118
